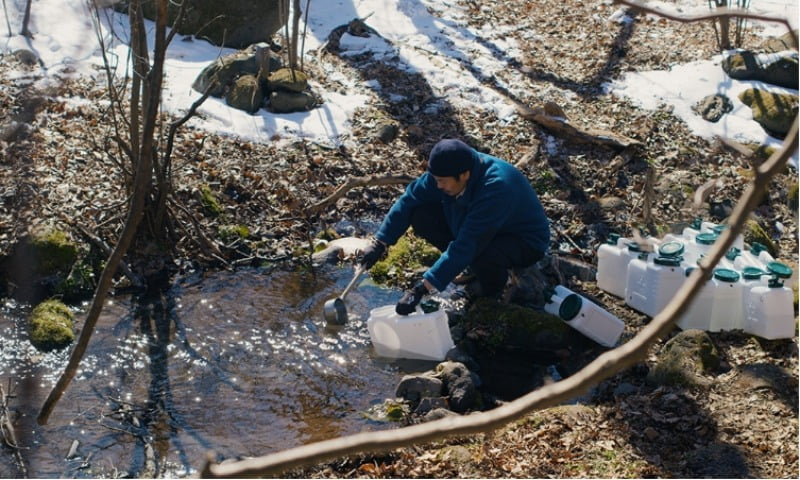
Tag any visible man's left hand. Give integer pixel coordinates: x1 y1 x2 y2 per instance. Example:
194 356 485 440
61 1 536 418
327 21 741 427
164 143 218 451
396 282 429 315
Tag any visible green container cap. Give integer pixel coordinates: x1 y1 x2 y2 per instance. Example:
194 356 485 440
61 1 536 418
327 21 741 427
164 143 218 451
750 242 766 255
559 294 583 321
690 217 702 229
768 278 785 289
742 267 765 280
766 261 793 279
714 268 740 283
607 233 620 245
696 232 718 245
654 256 682 266
711 225 728 234
725 247 741 261
658 241 685 257
627 242 642 252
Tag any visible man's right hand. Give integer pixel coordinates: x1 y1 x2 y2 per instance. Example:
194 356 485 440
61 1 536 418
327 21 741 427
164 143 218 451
359 239 386 269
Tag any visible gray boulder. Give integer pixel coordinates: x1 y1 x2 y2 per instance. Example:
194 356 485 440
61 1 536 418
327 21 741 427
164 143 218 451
225 75 264 114
268 91 318 113
192 47 282 97
395 374 443 408
693 94 733 122
436 361 481 413
758 29 799 54
116 0 288 49
722 50 798 89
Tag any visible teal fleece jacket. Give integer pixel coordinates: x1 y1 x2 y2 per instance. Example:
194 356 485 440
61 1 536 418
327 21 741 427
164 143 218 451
375 151 550 292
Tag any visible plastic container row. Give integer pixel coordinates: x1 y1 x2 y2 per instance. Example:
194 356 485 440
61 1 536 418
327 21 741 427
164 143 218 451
596 221 795 339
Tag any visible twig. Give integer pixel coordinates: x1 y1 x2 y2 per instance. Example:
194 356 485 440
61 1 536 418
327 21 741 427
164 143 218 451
304 174 414 215
56 212 143 289
1 383 28 477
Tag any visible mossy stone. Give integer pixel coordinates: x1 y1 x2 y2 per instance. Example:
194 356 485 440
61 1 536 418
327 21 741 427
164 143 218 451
29 299 75 351
744 219 778 257
29 229 78 276
370 232 440 288
226 74 264 114
738 88 798 138
267 68 309 93
199 184 223 217
219 224 250 242
463 299 575 352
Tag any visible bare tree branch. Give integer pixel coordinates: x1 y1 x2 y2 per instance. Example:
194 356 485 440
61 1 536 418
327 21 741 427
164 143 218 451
304 174 415 215
201 3 798 476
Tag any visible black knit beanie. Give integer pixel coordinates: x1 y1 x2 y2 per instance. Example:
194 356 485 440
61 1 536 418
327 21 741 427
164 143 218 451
427 139 476 177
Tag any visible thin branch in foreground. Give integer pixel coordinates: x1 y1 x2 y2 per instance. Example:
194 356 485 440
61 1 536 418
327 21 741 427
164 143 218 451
200 3 798 476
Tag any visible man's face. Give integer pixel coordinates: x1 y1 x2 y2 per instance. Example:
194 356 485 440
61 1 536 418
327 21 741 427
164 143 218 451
432 171 470 197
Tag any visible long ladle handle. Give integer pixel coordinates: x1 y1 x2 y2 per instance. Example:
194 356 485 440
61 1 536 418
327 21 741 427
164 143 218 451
338 264 365 300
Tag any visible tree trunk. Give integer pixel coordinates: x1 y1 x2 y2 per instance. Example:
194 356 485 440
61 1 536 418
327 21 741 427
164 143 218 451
20 0 32 37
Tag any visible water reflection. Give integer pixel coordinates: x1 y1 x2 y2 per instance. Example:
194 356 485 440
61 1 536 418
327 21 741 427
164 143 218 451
0 267 423 478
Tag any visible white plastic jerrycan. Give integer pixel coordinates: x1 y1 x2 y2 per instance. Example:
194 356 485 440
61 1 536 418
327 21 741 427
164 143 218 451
545 285 624 347
744 264 796 340
678 268 743 332
367 305 454 361
733 242 769 271
626 251 687 318
596 234 648 298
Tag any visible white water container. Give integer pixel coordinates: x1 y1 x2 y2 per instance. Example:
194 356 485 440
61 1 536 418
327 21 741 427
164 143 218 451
707 224 744 250
758 249 776 266
676 271 715 331
545 285 624 347
596 235 646 298
708 269 745 331
682 218 704 242
733 243 768 270
684 232 718 265
367 305 454 361
625 255 687 318
678 269 743 332
744 277 796 340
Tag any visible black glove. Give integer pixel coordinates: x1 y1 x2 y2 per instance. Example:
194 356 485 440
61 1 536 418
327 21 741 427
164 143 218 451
396 282 429 315
359 239 386 269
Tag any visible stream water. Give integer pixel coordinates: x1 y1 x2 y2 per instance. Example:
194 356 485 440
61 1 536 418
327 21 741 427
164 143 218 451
0 266 439 478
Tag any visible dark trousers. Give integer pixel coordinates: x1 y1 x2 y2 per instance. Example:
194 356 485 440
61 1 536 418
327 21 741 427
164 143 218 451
410 204 544 296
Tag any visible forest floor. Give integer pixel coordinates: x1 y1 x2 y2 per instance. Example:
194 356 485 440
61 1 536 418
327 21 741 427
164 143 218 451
1 0 798 478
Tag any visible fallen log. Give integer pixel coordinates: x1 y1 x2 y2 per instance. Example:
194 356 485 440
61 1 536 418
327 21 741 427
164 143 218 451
514 101 642 150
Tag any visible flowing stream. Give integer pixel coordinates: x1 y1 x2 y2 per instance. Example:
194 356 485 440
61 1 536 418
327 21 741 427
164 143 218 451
1 267 437 478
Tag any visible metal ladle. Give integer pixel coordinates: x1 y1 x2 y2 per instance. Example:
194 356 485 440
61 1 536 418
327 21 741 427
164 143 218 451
323 264 366 325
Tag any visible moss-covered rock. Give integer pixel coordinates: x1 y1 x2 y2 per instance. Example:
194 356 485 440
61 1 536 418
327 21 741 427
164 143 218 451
370 232 440 288
226 74 264 114
738 88 798 138
647 329 719 388
28 299 75 351
462 299 577 354
267 68 309 93
743 219 778 257
29 228 79 276
199 184 223 217
218 224 250 243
